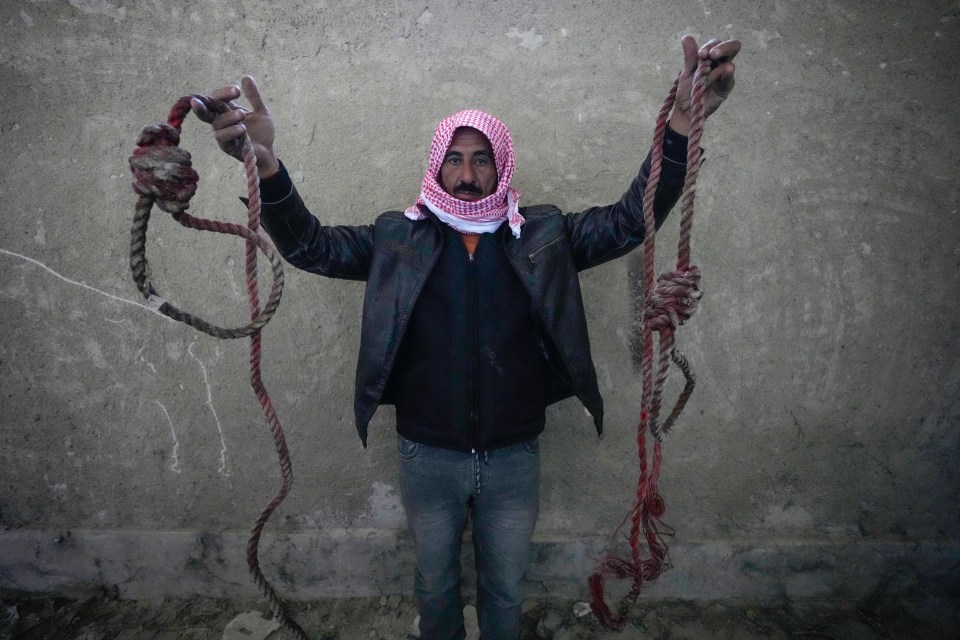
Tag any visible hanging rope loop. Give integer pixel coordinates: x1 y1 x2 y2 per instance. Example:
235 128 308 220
128 95 309 639
588 56 711 631
128 96 284 340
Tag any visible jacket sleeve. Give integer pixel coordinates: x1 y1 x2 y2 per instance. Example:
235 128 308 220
563 125 690 271
256 162 375 281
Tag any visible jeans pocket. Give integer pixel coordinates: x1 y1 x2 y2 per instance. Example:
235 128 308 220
397 435 422 461
523 436 540 455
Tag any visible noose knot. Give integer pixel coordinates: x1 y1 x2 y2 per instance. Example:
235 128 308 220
644 266 702 332
129 122 199 214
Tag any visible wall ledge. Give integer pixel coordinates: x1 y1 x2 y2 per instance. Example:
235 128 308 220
1 528 957 602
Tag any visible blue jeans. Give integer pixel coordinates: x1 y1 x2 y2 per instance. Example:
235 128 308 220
398 435 541 640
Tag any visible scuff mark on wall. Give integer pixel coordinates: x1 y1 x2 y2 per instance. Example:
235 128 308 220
136 345 157 374
365 482 404 527
0 248 168 321
83 338 108 370
67 0 126 23
156 400 182 474
187 340 229 476
506 27 544 50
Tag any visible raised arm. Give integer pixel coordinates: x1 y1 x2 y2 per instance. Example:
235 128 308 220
191 76 374 281
565 35 740 270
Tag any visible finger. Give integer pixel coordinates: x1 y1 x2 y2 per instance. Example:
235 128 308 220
703 59 736 82
698 38 722 59
195 95 233 116
715 63 736 94
708 39 742 62
192 86 241 120
210 107 245 132
214 123 247 148
680 34 699 74
190 97 215 124
241 75 269 114
207 84 242 103
703 63 736 100
703 61 736 91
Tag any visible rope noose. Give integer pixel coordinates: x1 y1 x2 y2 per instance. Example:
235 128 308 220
129 96 309 639
588 58 710 630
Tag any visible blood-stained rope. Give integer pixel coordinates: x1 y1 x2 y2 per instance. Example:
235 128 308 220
129 96 309 639
588 58 710 630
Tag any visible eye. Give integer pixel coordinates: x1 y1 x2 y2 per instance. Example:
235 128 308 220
444 156 461 166
475 156 490 166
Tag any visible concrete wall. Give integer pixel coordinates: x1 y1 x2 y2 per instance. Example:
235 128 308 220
1 0 958 604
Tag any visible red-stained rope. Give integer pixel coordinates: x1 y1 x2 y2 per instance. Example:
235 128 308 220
129 97 308 639
588 59 709 630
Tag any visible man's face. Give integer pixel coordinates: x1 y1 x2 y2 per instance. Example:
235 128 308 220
439 127 498 202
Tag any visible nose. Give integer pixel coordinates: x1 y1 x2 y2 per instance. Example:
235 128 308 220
460 160 476 184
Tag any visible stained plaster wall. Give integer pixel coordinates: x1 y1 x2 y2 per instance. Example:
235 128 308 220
1 0 958 604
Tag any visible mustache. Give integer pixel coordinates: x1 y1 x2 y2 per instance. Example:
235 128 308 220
453 182 483 195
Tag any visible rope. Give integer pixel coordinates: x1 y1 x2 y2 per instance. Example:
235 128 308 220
128 96 309 639
588 58 710 630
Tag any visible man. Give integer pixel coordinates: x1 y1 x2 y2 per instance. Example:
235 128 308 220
194 35 739 640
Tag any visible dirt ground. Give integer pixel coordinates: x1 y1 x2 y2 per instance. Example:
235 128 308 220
2 591 958 640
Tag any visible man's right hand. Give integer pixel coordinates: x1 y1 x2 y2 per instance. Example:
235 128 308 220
191 75 280 179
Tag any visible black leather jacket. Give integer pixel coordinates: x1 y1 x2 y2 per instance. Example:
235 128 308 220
259 136 687 447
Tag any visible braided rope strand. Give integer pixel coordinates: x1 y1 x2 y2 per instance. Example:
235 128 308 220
589 58 710 630
128 97 309 639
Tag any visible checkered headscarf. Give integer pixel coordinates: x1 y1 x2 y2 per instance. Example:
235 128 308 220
404 109 524 238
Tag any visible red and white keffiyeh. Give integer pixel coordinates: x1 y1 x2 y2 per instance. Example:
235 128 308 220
404 109 524 238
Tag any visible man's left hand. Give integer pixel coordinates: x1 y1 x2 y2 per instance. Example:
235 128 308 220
670 36 741 136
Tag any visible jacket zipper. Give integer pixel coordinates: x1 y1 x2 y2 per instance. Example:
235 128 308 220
468 246 479 451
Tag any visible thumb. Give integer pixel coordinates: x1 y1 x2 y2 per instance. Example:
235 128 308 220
241 75 268 113
680 35 698 75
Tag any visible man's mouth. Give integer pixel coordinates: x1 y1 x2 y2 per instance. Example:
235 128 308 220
454 183 483 198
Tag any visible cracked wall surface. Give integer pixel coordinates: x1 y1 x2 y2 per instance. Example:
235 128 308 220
1 0 958 601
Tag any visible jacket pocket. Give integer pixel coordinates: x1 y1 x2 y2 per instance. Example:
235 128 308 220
527 235 566 263
377 239 422 268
